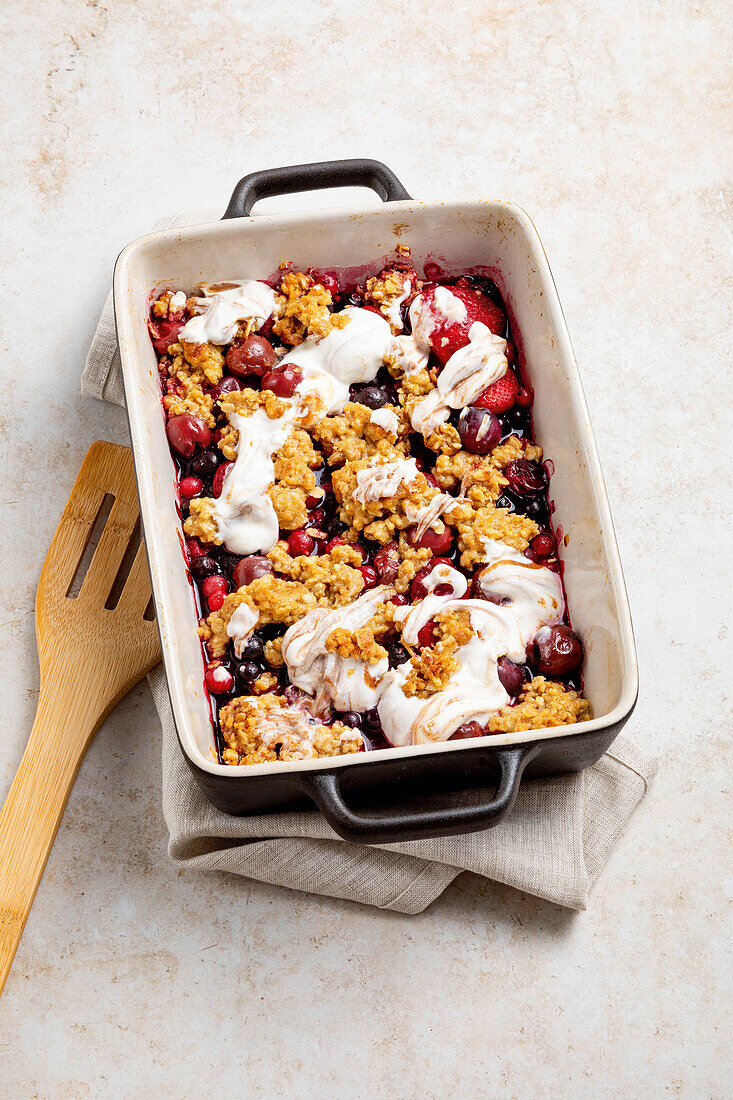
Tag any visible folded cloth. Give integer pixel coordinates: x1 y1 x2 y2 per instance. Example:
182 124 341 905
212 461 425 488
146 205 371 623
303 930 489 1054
80 211 655 914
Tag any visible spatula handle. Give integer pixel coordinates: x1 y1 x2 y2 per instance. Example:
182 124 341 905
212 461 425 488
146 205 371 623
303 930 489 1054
0 689 93 996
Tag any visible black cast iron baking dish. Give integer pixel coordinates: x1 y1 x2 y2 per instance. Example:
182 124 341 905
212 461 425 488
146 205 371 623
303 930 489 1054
114 159 639 844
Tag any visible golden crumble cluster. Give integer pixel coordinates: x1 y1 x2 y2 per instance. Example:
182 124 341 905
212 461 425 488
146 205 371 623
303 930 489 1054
153 250 593 768
219 693 363 765
273 271 350 345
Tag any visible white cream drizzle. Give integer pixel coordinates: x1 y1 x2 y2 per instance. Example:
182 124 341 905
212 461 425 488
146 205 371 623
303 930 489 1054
404 493 464 538
179 281 276 345
410 322 508 437
381 277 412 331
369 407 400 434
226 601 259 657
281 587 393 712
168 290 187 315
279 307 393 415
353 458 420 505
212 407 294 555
432 286 468 322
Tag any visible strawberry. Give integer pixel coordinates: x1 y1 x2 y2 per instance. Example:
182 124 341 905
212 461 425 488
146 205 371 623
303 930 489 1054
428 281 505 366
475 370 519 413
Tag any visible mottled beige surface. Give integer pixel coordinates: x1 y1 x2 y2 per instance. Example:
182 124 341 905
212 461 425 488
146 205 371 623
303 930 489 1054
0 1 731 1096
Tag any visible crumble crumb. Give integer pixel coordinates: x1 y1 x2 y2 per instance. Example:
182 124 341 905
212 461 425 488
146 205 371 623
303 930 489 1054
184 498 220 546
365 267 416 333
217 423 239 460
332 451 437 544
199 578 317 658
310 401 410 467
394 542 433 593
454 505 540 568
179 340 225 386
219 387 289 421
219 692 363 765
267 541 365 606
487 676 592 732
264 637 285 667
273 271 350 345
401 609 473 697
325 601 395 664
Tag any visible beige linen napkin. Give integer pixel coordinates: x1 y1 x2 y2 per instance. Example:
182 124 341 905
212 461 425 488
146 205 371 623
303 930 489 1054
80 211 655 913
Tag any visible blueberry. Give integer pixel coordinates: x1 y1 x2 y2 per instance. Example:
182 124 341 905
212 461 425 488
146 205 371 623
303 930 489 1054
234 660 262 686
361 707 382 733
386 642 409 669
191 448 220 480
237 634 265 662
350 384 389 410
523 497 549 524
339 711 363 729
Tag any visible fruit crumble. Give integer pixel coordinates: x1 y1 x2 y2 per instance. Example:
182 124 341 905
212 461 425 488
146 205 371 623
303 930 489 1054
149 254 592 765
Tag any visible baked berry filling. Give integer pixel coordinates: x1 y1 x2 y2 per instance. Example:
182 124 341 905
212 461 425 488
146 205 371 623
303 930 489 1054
149 255 591 766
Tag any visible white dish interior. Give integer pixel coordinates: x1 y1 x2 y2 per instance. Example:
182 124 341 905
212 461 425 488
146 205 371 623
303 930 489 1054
114 199 638 777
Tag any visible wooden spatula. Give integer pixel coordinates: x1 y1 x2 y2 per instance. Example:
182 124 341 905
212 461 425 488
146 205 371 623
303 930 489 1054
0 441 161 996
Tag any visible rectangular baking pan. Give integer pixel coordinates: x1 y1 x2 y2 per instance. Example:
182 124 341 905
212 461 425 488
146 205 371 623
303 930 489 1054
113 159 638 843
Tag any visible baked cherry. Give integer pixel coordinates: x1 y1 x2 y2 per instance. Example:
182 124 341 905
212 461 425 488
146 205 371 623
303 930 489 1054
166 414 211 457
497 656 526 696
190 555 220 581
179 476 203 499
288 529 315 556
186 538 206 559
360 565 378 589
226 333 276 377
350 384 389 410
232 555 273 588
450 720 484 740
388 593 408 607
213 376 243 403
417 620 438 648
262 366 302 398
516 386 534 407
410 557 455 600
204 662 234 695
504 458 548 496
212 461 234 499
458 407 502 455
532 625 584 676
407 523 453 555
148 318 183 355
373 542 400 583
530 533 555 558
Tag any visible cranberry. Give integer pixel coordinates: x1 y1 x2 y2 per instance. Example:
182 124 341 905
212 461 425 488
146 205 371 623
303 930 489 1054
235 660 262 686
288 529 315 556
360 565 378 589
190 555 220 581
202 575 229 599
407 523 453 556
212 461 234 499
417 620 438 648
386 642 409 668
149 318 183 355
504 458 548 496
232 555 273 588
166 414 211 458
308 507 326 527
191 448 219 480
410 557 455 601
204 662 234 695
530 533 555 558
350 384 389 410
207 591 227 612
458 407 502 455
305 492 324 509
516 386 534 407
226 334 277 377
339 711 362 729
532 625 584 676
373 542 400 584
450 720 484 740
325 536 347 554
213 376 243 402
497 656 526 697
308 269 340 297
180 476 203 499
262 366 303 398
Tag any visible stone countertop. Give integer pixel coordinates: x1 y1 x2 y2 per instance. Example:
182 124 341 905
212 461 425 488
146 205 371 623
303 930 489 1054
0 2 730 1096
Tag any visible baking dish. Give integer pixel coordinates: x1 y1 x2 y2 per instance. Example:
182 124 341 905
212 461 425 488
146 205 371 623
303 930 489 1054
114 159 638 843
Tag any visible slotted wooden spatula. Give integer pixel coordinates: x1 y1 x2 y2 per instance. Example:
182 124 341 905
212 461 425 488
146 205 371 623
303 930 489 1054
0 441 161 996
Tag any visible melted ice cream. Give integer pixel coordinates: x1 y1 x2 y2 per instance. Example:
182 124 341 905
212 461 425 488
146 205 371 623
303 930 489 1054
353 458 420 505
179 281 276 345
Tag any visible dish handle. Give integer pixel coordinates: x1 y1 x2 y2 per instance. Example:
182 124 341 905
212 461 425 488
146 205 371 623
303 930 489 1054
303 745 539 844
222 158 411 219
